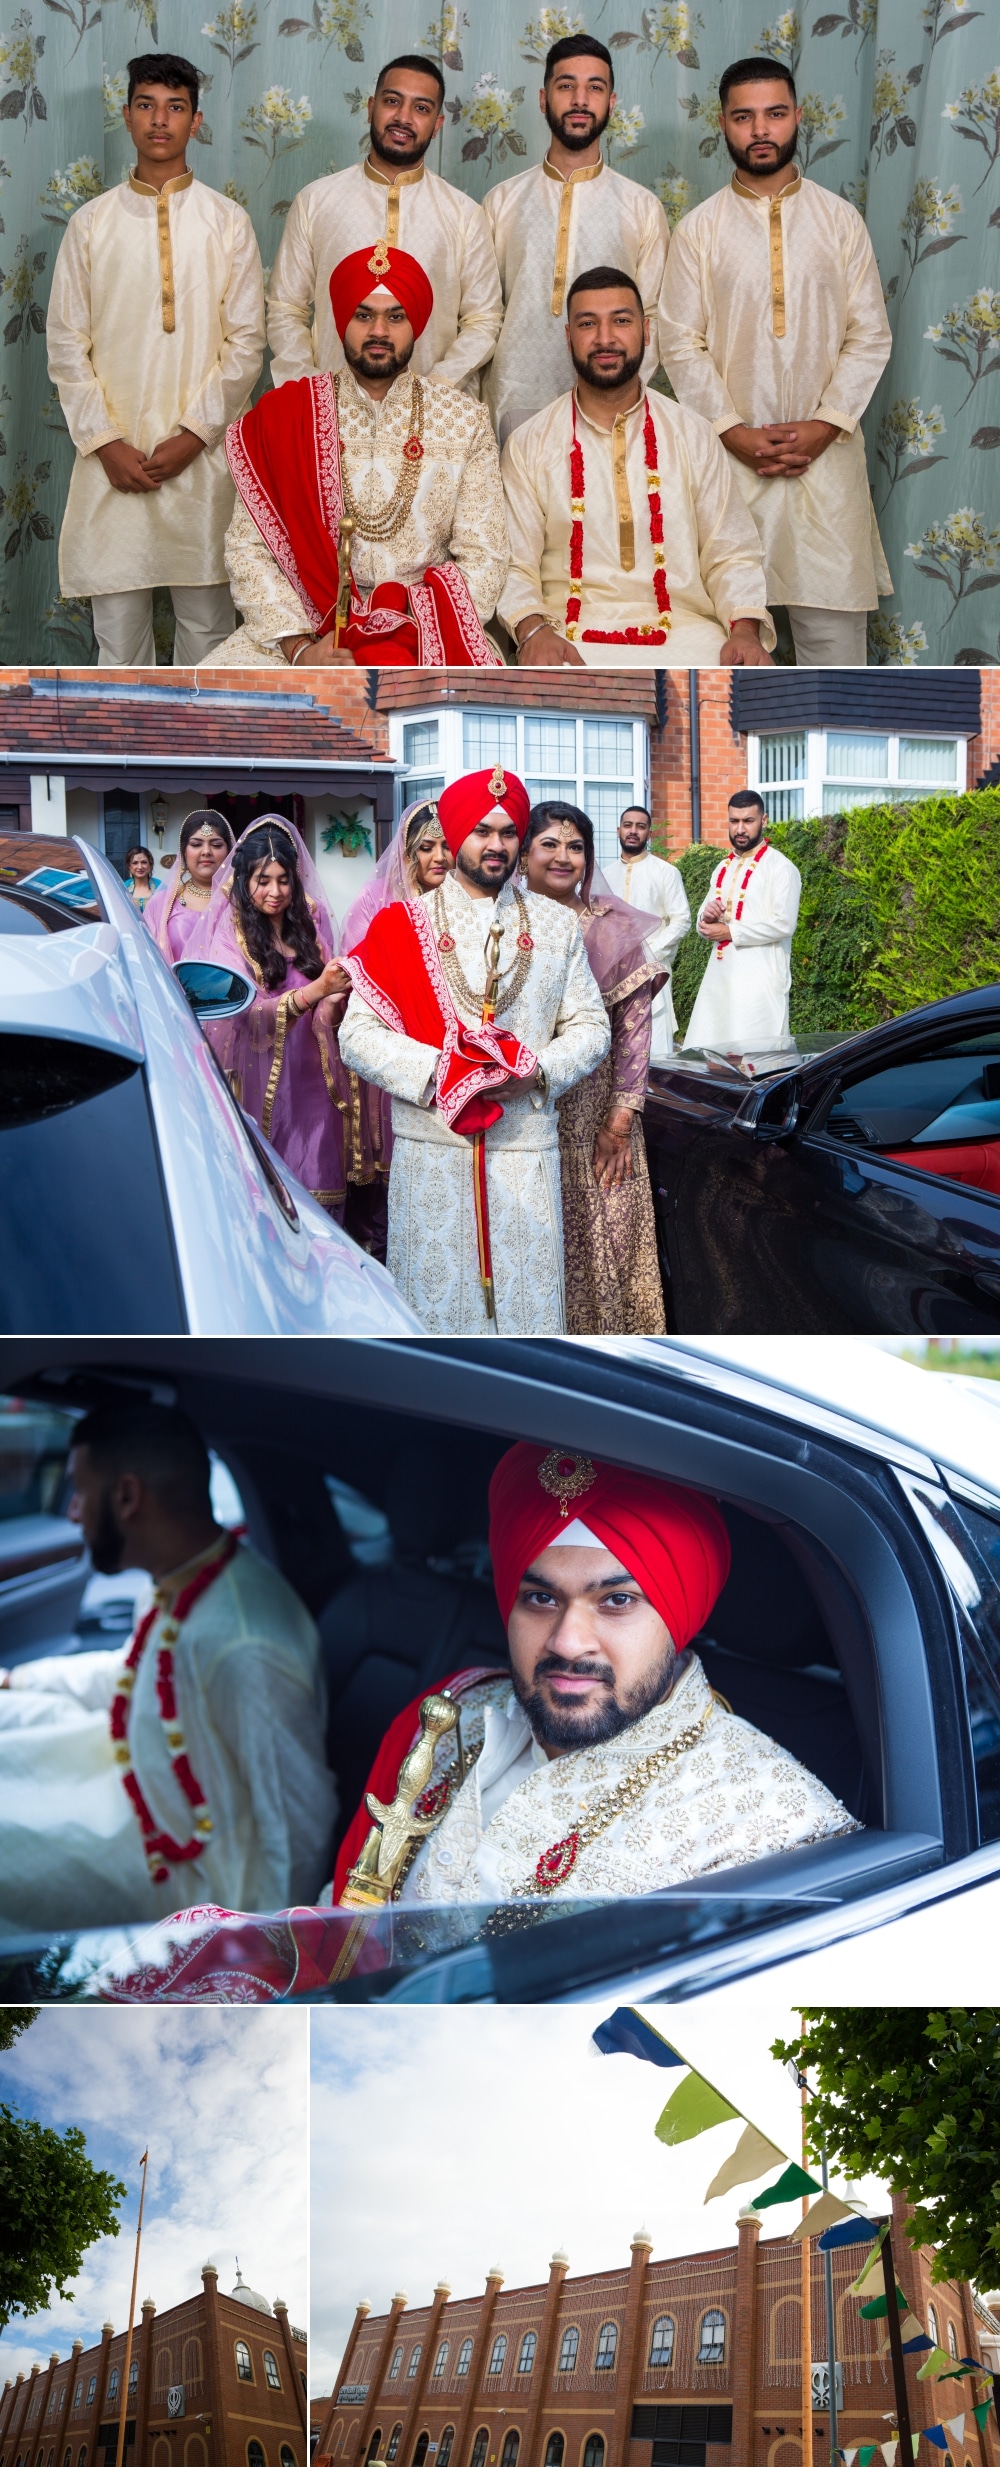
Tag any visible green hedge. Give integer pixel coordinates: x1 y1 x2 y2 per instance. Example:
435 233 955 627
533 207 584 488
664 787 1000 1041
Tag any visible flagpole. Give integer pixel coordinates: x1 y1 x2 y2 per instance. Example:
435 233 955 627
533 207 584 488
880 2222 914 2467
113 2150 149 2467
801 2081 814 2467
820 2139 839 2467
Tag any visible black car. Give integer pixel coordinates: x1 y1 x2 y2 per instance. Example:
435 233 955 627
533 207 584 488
643 984 1000 1334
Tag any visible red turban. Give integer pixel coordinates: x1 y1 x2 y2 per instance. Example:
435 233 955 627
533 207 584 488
437 766 531 860
488 1442 732 1646
328 244 434 342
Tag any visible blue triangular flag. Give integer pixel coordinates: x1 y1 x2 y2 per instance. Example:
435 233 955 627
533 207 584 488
924 2432 948 2451
902 2336 934 2354
818 2216 881 2249
591 2008 686 2067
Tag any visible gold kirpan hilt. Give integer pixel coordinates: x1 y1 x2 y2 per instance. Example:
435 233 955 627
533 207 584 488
341 1692 459 1906
333 514 356 647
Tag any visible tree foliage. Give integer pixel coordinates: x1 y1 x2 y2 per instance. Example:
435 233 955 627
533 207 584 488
771 2009 1000 2286
0 2011 38 2054
0 2105 127 2332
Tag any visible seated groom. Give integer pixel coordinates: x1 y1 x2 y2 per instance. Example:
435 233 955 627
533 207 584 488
497 267 775 667
333 1441 858 1905
209 244 510 668
0 1403 336 1934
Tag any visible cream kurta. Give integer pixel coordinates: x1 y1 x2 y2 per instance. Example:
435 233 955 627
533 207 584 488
483 158 669 446
684 842 801 1053
0 1543 336 1935
659 174 892 611
266 158 502 393
396 1653 858 1904
212 364 510 664
497 385 774 667
48 177 265 596
604 848 691 1062
338 869 610 1334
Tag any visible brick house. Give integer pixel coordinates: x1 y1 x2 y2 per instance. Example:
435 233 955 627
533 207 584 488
316 2199 998 2467
0 2268 307 2467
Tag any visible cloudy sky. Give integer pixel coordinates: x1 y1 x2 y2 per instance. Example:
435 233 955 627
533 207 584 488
0 2008 307 2389
310 2004 890 2398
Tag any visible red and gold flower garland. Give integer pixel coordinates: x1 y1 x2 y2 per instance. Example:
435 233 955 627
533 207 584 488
566 396 672 645
109 1532 239 1885
711 839 770 961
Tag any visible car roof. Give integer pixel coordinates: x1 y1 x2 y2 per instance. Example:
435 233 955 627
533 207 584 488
0 920 145 1060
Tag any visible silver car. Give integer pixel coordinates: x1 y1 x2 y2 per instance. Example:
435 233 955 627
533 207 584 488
0 836 421 1335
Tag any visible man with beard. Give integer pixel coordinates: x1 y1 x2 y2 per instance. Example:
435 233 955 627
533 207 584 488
338 766 609 1333
0 1404 336 1935
332 1442 858 1906
483 34 669 447
209 245 509 666
659 58 892 668
604 804 690 1064
497 268 775 665
683 787 801 1053
266 55 502 394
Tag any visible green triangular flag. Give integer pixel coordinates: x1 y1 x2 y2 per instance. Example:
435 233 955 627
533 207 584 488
974 2404 993 2432
917 2349 953 2381
751 2161 824 2209
860 2287 907 2319
859 2445 878 2465
655 2069 739 2146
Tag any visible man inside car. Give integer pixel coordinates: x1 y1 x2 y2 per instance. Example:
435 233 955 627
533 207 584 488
0 1402 336 1934
333 1439 859 1904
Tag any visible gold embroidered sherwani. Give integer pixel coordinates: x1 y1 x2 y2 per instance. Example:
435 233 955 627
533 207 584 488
397 1654 858 1904
497 385 775 666
47 176 265 596
266 159 502 393
604 850 691 1062
483 158 669 446
658 173 892 612
337 869 610 1334
210 365 510 664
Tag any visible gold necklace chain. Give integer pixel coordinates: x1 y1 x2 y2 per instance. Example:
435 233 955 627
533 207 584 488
432 884 534 1020
335 372 425 542
519 1698 715 1897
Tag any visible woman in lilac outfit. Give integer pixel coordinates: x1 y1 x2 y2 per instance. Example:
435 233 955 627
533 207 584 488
142 811 234 962
340 796 453 951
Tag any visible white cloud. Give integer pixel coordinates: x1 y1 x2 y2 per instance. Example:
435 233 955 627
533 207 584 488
310 2004 890 2397
0 2008 307 2385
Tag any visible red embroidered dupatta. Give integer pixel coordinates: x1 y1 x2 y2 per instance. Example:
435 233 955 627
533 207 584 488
343 897 538 1135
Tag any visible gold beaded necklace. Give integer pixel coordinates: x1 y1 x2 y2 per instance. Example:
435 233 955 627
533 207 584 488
335 370 426 543
431 883 535 1021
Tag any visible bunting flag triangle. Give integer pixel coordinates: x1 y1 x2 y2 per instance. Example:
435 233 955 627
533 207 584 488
591 2009 686 2067
858 2444 878 2465
974 2402 994 2431
881 2442 899 2465
861 2287 907 2320
923 2429 948 2450
944 2418 965 2443
790 2190 857 2242
655 2069 740 2146
917 2350 954 2381
819 2216 882 2250
850 2223 891 2291
705 2121 787 2202
842 2450 858 2463
751 2161 824 2209
912 2438 922 2457
901 2314 934 2355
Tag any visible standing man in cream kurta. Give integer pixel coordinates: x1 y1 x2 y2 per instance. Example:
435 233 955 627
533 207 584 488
659 57 892 668
47 53 265 668
266 55 501 393
684 790 801 1053
605 804 690 1064
483 34 669 446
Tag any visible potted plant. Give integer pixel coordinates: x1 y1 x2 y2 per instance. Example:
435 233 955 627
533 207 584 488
321 809 372 859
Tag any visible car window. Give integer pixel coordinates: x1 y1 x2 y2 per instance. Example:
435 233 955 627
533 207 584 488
824 1033 1000 1149
895 1473 1000 1846
0 891 51 935
0 1048 185 1333
324 1476 392 1566
0 1397 78 1520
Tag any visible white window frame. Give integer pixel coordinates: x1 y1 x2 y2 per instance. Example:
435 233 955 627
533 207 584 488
388 706 650 871
746 727 969 823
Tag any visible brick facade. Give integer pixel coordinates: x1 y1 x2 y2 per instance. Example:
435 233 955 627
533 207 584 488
317 2201 999 2467
0 2271 307 2467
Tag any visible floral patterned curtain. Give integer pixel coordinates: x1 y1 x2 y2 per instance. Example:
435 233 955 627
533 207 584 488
0 0 997 663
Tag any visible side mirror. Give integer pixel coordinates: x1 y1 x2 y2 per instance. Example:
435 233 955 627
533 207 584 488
732 1076 802 1143
173 960 256 1020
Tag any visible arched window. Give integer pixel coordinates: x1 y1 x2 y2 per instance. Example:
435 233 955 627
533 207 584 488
438 2433 455 2467
247 2445 266 2467
73 2390 82 2414
128 2367 139 2399
649 2318 675 2370
85 2388 96 2410
77 2451 87 2467
263 2355 282 2392
386 2434 402 2464
487 2337 506 2376
235 2344 253 2383
928 2306 939 2348
388 2350 403 2382
583 2440 605 2467
411 2439 429 2467
697 2312 726 2366
516 2334 536 2376
469 2435 489 2467
183 2342 203 2387
432 2343 449 2379
544 2440 564 2467
557 2328 579 2375
500 2438 519 2467
63 2450 72 2467
947 2324 958 2360
365 2437 382 2464
456 2343 473 2381
107 2377 119 2405
280 2451 297 2467
594 2324 618 2372
406 2348 422 2381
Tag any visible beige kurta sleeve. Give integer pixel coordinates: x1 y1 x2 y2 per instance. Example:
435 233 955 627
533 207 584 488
223 496 308 654
533 922 611 1098
683 413 776 646
496 422 553 637
813 215 891 434
657 214 740 433
728 855 801 948
656 866 692 966
180 206 266 447
427 198 503 393
265 188 319 384
338 991 440 1107
636 191 671 346
47 211 123 455
8 1646 120 1710
445 401 510 618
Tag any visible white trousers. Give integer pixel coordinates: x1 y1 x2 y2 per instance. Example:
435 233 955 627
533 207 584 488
92 584 236 667
785 606 869 667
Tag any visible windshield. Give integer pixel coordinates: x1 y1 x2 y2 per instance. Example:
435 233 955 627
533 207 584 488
0 1045 185 1331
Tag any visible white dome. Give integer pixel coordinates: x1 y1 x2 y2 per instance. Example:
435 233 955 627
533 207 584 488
230 2268 273 2316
